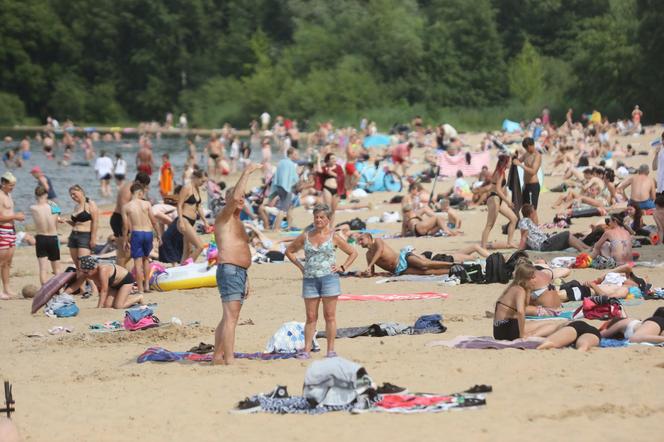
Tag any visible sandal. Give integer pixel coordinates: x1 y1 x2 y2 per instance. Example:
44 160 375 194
464 384 492 394
296 351 311 360
326 351 337 358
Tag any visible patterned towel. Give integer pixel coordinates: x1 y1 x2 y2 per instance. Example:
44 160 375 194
136 347 298 363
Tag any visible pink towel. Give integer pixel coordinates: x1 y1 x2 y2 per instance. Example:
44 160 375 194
436 150 490 177
338 292 448 301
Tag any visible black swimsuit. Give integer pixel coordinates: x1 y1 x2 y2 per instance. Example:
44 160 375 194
108 264 135 289
71 200 92 224
488 178 507 200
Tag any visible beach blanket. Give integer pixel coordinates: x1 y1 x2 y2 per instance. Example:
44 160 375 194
426 336 543 349
339 292 448 302
233 392 484 415
502 119 521 133
436 150 490 177
136 347 298 363
318 314 446 338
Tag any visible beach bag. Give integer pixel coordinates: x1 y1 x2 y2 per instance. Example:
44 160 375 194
573 296 625 321
484 253 509 284
54 303 79 318
123 312 160 331
590 255 616 270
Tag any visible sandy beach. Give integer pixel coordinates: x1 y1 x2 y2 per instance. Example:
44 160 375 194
2 132 664 441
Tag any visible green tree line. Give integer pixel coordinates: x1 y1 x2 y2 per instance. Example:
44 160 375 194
0 0 661 128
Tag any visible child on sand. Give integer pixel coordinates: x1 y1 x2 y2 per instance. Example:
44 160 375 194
30 186 61 285
122 183 161 293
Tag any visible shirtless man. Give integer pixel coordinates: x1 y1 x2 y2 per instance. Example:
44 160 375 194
357 233 486 276
111 172 151 268
212 162 263 365
513 137 542 223
136 137 154 176
122 183 160 293
0 173 24 299
207 134 223 180
30 185 61 285
617 164 656 210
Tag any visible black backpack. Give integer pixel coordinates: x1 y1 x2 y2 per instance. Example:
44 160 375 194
449 264 469 284
484 252 509 284
336 217 366 231
463 263 485 283
504 251 529 279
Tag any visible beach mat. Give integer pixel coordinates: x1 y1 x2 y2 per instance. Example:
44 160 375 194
137 347 298 363
427 336 543 349
338 292 448 302
375 275 450 284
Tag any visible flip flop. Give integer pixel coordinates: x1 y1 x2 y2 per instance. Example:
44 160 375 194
296 351 310 360
464 384 492 394
325 351 337 358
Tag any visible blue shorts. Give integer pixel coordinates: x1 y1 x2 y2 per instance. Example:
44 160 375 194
394 246 415 276
302 273 341 299
630 199 655 210
217 263 247 304
130 230 153 258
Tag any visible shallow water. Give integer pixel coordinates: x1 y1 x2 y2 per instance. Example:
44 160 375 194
2 137 264 225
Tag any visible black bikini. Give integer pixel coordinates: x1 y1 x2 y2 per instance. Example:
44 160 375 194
488 178 507 200
108 264 135 288
493 300 520 341
183 191 201 225
71 200 92 224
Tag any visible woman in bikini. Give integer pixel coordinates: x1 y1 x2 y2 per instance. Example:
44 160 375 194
402 204 460 237
66 255 144 309
601 307 664 344
177 169 209 264
66 185 98 268
493 262 564 340
316 153 343 225
592 215 632 266
480 155 518 249
537 321 601 351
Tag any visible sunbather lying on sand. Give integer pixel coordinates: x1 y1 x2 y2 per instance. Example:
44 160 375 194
537 320 601 351
600 307 664 344
356 233 487 276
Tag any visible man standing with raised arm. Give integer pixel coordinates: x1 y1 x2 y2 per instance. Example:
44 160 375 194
212 162 262 365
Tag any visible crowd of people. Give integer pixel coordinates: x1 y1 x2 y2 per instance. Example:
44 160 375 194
1 105 663 358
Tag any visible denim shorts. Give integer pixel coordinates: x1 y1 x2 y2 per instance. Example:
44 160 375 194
302 273 341 299
216 263 247 304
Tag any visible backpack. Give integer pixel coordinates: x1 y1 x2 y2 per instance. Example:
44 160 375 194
449 264 469 284
463 263 485 283
573 296 625 321
504 251 529 279
484 253 509 284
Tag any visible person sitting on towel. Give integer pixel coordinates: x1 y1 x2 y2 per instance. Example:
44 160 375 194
518 204 590 253
356 233 487 276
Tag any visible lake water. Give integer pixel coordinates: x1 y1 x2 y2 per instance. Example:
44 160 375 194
2 136 265 225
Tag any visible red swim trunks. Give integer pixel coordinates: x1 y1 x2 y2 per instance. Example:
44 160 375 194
137 164 153 175
0 224 16 250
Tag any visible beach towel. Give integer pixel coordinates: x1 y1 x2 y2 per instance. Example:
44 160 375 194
136 347 298 363
373 393 485 413
502 119 521 133
436 150 490 177
426 336 543 349
373 274 450 284
339 292 448 302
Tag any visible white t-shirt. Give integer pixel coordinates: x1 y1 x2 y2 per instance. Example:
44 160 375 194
114 159 127 175
442 123 458 141
657 149 664 193
260 112 270 125
95 156 114 179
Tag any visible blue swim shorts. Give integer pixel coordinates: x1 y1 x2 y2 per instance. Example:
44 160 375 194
130 230 153 259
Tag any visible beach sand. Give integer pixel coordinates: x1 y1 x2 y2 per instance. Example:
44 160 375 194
2 132 664 441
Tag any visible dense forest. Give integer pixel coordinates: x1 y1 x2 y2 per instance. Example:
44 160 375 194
0 0 662 129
